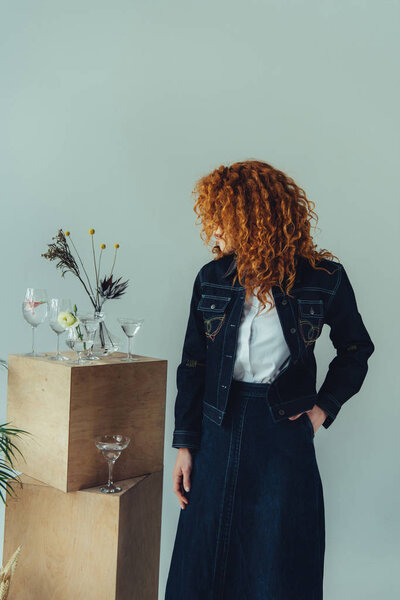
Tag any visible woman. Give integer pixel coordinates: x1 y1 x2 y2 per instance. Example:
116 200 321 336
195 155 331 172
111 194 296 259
165 160 375 599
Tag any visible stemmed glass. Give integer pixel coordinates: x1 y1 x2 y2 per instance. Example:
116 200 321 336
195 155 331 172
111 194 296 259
78 313 102 361
94 434 131 493
65 326 94 365
117 318 144 361
48 298 72 360
22 288 49 356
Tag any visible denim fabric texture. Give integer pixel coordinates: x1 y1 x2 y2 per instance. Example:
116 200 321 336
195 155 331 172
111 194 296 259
166 379 325 599
172 254 375 450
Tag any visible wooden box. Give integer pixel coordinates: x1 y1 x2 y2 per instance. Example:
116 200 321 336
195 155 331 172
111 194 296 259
3 472 163 600
6 352 167 492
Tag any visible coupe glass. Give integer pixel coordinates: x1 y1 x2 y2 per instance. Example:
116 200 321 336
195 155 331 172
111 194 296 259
22 288 49 356
48 298 72 360
77 313 102 361
117 318 144 361
65 327 94 365
94 434 131 493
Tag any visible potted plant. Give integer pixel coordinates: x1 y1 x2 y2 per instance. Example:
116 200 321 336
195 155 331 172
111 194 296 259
0 359 32 597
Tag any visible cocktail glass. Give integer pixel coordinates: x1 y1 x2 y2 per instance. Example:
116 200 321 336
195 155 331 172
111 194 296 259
94 434 131 493
117 318 144 361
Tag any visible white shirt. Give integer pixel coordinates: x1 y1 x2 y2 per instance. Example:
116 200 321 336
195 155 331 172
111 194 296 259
232 287 291 383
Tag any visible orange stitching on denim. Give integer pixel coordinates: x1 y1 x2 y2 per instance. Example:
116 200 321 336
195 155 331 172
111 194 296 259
299 317 323 346
204 314 226 342
185 359 206 367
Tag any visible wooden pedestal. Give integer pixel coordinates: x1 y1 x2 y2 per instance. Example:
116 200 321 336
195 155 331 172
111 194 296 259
6 352 167 492
3 472 163 599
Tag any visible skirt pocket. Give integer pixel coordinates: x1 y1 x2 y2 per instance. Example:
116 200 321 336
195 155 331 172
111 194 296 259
303 412 315 438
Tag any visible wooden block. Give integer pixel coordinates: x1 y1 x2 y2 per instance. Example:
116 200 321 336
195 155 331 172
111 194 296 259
7 353 167 492
4 471 163 600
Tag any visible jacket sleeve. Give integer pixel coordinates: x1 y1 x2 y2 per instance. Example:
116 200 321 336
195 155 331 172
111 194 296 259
172 268 207 450
316 262 375 428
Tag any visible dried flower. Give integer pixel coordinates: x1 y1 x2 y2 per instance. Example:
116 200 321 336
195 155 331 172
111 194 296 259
42 228 129 312
97 274 129 302
42 230 81 279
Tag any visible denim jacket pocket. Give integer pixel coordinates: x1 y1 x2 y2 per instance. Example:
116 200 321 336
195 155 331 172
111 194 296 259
197 294 231 342
297 299 324 346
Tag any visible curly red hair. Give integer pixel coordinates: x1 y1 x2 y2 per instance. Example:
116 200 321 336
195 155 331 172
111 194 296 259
192 159 340 312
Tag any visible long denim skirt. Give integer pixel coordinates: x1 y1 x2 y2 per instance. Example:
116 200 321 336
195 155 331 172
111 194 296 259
165 379 325 599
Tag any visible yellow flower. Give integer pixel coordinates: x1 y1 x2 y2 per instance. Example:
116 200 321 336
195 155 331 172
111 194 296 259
100 243 106 249
57 311 80 329
89 228 95 235
114 243 120 248
65 230 70 236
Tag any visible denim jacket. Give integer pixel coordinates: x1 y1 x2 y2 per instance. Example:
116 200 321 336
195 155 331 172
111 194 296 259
172 254 375 450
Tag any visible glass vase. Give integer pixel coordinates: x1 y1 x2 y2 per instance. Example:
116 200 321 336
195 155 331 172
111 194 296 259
91 312 121 357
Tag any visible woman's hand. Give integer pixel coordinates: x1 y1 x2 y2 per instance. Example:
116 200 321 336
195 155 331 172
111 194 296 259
173 448 193 509
288 405 328 435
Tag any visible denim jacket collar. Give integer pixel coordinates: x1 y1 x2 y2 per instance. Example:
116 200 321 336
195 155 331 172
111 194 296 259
222 254 237 278
222 253 302 293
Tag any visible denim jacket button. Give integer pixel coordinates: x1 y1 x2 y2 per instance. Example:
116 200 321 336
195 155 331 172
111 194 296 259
282 299 287 305
278 409 285 415
290 327 296 333
210 304 216 309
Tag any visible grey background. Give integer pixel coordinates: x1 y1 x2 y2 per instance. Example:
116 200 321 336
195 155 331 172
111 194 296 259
0 1 398 598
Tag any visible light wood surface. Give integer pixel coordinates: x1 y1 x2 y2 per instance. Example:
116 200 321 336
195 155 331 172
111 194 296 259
4 471 163 600
7 353 167 492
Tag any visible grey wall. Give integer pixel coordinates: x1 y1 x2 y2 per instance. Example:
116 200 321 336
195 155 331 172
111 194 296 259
0 1 398 598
